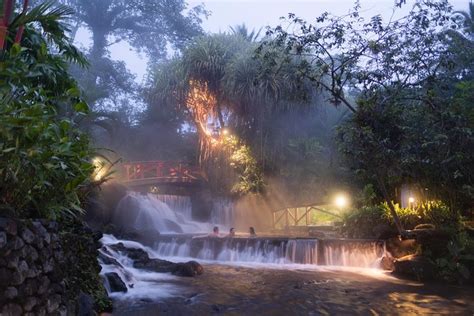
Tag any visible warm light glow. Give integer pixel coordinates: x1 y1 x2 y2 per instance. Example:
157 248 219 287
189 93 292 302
334 194 349 208
222 128 229 136
408 197 415 203
92 157 105 181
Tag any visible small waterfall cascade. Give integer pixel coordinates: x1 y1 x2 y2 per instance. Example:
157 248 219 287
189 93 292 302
150 236 386 268
107 193 387 270
113 192 211 234
210 198 234 227
99 236 183 298
154 194 192 218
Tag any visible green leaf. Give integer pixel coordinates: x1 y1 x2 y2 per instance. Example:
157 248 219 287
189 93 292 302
10 44 22 57
74 102 89 114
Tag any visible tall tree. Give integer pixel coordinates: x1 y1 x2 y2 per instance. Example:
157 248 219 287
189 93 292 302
258 0 472 234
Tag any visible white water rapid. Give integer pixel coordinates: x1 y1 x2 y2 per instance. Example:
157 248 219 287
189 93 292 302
100 193 391 300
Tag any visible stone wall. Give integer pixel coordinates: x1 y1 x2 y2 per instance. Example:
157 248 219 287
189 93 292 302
0 218 67 315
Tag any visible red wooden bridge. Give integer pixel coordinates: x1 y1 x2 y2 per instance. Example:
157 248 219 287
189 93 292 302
118 161 205 188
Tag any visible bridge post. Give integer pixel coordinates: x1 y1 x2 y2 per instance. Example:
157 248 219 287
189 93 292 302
306 207 309 226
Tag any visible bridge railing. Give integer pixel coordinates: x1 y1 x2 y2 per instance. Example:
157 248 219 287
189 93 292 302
271 203 342 228
119 161 203 183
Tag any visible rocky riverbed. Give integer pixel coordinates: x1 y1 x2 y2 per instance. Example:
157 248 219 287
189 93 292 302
110 264 474 315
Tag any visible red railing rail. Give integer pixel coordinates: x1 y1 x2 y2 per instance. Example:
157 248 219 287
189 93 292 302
119 161 203 183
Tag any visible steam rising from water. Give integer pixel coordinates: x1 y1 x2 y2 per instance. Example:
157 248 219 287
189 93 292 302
101 193 392 301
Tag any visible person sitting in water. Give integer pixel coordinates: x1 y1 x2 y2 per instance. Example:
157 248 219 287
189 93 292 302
210 226 220 237
249 226 256 237
228 227 235 237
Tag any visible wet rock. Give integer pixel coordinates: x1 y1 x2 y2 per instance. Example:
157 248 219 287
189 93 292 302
172 261 204 277
385 237 418 259
1 303 23 316
21 228 35 244
98 251 123 267
134 257 175 273
105 272 127 293
393 254 435 280
380 255 395 271
172 262 196 277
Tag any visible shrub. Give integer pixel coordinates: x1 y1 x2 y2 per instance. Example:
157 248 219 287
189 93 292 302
0 2 93 219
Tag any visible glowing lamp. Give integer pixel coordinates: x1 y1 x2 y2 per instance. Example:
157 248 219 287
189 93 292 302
334 194 349 209
408 197 415 204
221 128 229 136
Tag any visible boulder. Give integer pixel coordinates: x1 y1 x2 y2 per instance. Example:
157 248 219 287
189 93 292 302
385 238 418 259
105 272 127 293
393 254 435 280
172 261 204 277
133 257 175 273
379 255 395 271
414 229 451 257
98 251 123 267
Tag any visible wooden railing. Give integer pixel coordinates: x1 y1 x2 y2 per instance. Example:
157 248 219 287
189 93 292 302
272 204 342 228
120 161 203 184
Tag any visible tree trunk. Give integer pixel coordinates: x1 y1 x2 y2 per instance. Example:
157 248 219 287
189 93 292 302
376 174 405 236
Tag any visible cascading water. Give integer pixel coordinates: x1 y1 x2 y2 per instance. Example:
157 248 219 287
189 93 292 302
210 198 234 227
149 237 386 268
154 194 192 219
108 192 387 269
113 192 212 234
100 192 392 301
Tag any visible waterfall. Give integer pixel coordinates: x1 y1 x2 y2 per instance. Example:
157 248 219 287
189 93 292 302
112 192 234 235
108 193 386 269
154 194 192 219
210 198 234 227
113 192 211 234
147 236 385 268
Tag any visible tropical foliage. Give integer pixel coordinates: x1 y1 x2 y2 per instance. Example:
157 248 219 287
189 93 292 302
0 1 93 219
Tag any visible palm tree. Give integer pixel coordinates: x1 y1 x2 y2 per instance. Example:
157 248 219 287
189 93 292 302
229 24 262 42
453 1 474 40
